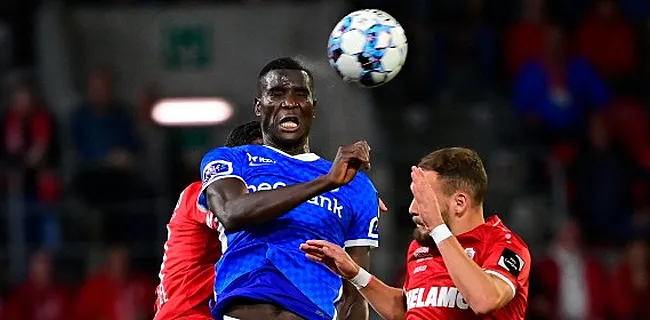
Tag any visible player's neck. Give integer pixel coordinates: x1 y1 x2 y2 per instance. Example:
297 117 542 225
264 137 311 155
450 207 485 235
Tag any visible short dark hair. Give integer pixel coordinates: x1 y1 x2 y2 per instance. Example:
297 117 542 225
418 147 488 204
258 57 314 88
224 120 262 147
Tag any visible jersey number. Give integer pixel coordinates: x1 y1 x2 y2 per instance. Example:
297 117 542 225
367 216 379 239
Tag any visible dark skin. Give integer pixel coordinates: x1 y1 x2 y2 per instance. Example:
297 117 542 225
205 69 372 320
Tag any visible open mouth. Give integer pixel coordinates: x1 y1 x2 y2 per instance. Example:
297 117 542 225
279 116 300 132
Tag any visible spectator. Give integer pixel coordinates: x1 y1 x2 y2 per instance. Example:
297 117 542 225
432 0 497 90
513 25 611 144
575 0 637 82
5 251 71 320
70 68 149 207
505 0 546 76
611 238 650 319
533 218 610 319
71 68 137 169
0 81 61 249
569 113 639 245
73 246 154 320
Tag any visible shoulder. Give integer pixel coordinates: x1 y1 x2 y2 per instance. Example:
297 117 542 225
203 145 249 160
181 181 203 200
484 216 530 256
348 171 378 194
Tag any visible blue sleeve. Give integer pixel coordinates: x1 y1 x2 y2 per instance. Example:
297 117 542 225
344 178 380 248
200 147 246 192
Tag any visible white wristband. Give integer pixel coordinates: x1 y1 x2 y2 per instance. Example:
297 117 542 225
349 267 373 289
429 224 453 245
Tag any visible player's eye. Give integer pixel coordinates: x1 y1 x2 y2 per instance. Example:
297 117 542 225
269 89 284 97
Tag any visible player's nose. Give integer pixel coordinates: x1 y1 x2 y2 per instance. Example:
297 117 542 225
281 93 300 108
408 199 418 216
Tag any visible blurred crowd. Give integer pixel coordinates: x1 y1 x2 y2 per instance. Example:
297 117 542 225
1 0 650 319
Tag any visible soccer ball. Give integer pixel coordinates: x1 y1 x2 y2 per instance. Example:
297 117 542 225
327 9 408 88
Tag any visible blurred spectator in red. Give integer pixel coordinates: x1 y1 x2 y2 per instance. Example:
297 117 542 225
611 239 650 319
0 81 61 249
5 251 71 320
569 113 639 245
73 246 154 320
505 0 546 76
575 0 637 82
606 97 650 157
513 25 611 144
533 218 610 319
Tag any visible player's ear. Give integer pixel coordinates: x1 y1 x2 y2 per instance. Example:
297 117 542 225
312 99 317 118
254 98 262 117
454 193 468 215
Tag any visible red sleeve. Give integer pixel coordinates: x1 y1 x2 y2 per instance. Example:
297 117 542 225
179 182 219 230
480 233 531 297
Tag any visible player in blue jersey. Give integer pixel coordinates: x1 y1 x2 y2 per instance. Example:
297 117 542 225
200 57 380 320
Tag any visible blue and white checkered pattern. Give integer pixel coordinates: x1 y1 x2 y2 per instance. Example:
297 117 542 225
199 144 380 318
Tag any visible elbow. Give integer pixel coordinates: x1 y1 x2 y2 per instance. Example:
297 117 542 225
468 294 502 316
219 215 238 232
218 213 246 232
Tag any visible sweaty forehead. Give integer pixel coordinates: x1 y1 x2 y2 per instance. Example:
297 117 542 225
260 69 312 90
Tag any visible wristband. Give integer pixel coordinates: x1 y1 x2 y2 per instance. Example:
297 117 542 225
349 267 373 289
429 224 453 245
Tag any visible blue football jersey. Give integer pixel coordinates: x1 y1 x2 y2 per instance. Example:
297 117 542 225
199 144 380 318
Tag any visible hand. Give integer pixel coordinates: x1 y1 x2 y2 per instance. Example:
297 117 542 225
410 166 444 230
379 197 388 213
326 141 371 187
300 240 360 280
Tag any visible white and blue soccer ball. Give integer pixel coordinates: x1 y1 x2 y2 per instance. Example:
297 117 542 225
327 9 408 88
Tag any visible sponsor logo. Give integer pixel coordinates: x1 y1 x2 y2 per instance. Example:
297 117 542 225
247 181 343 218
247 153 276 166
465 248 476 260
413 246 432 259
498 248 525 277
202 160 233 183
405 286 469 310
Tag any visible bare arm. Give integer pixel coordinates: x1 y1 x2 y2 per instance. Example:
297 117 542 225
409 167 515 315
437 237 515 314
358 278 406 320
205 141 372 231
205 176 334 231
301 240 406 320
337 247 370 320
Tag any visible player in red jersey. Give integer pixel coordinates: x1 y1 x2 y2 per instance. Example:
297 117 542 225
301 147 531 319
154 121 263 320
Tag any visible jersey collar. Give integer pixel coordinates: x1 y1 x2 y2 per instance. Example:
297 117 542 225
262 145 320 162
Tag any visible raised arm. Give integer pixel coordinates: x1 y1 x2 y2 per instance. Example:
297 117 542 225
205 176 333 231
202 142 371 232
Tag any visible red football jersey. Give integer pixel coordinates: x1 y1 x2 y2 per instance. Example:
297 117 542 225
403 215 530 320
154 181 222 320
